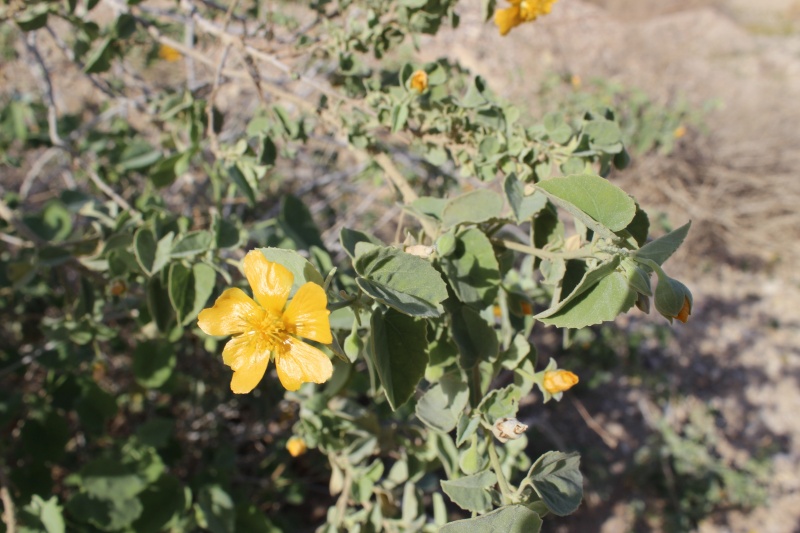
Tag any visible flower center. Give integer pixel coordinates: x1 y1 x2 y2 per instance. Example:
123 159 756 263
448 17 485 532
246 310 289 353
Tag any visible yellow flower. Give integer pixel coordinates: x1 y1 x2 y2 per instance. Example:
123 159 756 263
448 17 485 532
410 70 428 92
197 250 333 394
158 44 182 62
673 125 687 139
674 296 691 323
495 0 559 35
542 369 579 394
286 436 307 457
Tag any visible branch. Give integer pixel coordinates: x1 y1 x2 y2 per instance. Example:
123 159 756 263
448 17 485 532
23 32 65 149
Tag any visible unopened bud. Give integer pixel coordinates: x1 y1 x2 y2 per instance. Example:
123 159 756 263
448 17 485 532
492 417 528 443
409 70 428 92
286 436 307 457
405 244 434 259
542 370 579 395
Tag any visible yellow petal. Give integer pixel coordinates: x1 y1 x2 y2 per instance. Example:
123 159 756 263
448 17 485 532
222 335 270 393
282 282 332 344
197 288 263 336
275 337 333 391
495 6 522 36
243 250 293 314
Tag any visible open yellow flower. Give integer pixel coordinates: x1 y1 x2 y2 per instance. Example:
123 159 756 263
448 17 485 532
197 250 333 394
495 0 558 35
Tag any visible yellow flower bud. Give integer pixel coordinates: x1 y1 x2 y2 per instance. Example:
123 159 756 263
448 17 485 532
409 70 428 92
286 436 307 457
158 44 182 62
674 296 691 323
542 369 579 394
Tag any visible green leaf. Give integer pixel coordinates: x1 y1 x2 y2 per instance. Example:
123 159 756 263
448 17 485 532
197 485 235 533
535 258 621 319
227 164 256 206
169 262 216 325
441 190 504 229
257 248 324 296
16 5 51 31
83 36 114 74
450 305 498 370
583 119 623 152
528 451 583 516
477 384 521 420
456 414 481 447
132 475 186 533
134 228 173 276
355 246 447 318
171 230 213 258
369 308 429 410
133 339 176 388
279 194 325 250
340 228 383 260
118 142 162 171
460 76 490 108
213 215 241 249
634 221 691 266
75 381 117 436
146 276 174 332
504 174 547 222
440 471 497 513
538 271 637 328
23 201 72 242
441 228 500 309
410 196 448 220
80 459 147 502
67 493 143 531
21 410 69 462
415 373 469 433
536 174 636 235
439 504 543 533
391 102 410 132
22 495 65 533
623 203 650 247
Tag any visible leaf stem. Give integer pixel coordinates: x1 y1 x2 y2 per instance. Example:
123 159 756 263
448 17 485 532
499 239 596 260
487 436 514 505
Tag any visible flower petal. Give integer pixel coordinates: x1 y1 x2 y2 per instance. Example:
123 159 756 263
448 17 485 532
198 288 263 336
243 250 293 314
494 5 522 36
282 282 332 344
275 337 333 391
222 334 270 394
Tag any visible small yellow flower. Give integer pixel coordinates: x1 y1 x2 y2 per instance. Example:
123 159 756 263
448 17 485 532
286 436 307 457
570 74 582 89
410 70 428 92
158 44 182 62
674 296 691 323
495 0 559 35
543 369 579 395
197 250 333 394
673 125 687 139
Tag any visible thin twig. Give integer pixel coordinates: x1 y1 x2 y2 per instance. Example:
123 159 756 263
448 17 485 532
207 44 232 157
0 461 15 533
23 32 66 148
571 397 619 449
